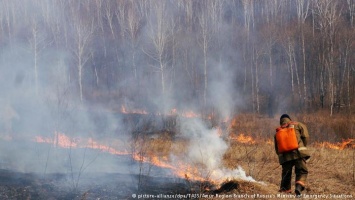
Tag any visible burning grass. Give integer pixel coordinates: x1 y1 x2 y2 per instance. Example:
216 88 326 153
1 112 355 199
6 136 354 199
129 113 355 198
314 139 355 150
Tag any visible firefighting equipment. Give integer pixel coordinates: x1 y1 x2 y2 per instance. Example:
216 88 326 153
275 122 299 153
274 117 310 165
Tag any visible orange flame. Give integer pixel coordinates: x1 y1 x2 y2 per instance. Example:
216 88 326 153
34 132 208 182
120 105 148 115
34 132 130 155
229 133 256 144
229 118 238 130
181 111 200 118
316 139 355 150
168 159 207 182
86 138 130 155
35 132 77 148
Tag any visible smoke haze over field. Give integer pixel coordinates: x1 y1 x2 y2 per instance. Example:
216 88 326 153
177 117 256 182
0 0 354 186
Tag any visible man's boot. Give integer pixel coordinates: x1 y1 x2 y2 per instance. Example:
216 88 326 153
295 183 304 197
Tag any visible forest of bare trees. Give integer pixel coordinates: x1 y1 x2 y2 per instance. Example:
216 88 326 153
1 0 354 117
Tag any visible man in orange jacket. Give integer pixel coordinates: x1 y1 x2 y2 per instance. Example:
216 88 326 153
274 114 311 196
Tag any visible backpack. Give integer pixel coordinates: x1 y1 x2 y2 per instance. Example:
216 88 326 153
275 122 299 153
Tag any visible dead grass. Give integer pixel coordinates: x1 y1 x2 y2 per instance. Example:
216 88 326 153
229 114 278 139
295 112 355 142
223 141 355 197
225 114 355 197
145 133 173 157
307 147 355 194
138 112 355 199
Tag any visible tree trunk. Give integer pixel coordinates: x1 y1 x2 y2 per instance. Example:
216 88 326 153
33 27 39 95
79 61 83 102
301 29 307 108
203 40 208 107
255 57 260 114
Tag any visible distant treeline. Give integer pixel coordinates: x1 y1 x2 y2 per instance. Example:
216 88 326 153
0 0 354 117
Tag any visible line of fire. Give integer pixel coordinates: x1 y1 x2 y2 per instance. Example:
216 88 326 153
1 105 354 199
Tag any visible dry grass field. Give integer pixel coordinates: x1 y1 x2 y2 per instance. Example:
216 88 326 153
138 113 355 199
221 143 355 199
0 112 353 199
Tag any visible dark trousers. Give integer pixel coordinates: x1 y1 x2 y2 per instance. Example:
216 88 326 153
280 158 308 190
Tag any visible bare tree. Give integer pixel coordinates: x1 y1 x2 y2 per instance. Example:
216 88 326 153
70 4 95 102
241 0 253 41
126 0 143 80
94 0 104 33
28 17 50 95
46 0 69 47
347 0 355 27
114 0 126 41
241 0 255 92
337 27 354 113
197 1 213 108
103 0 115 39
209 0 224 72
144 0 172 111
176 0 194 31
314 0 341 116
2 0 15 50
260 23 278 88
1 0 355 117
253 47 261 114
296 0 310 108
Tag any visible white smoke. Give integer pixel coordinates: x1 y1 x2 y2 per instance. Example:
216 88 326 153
178 117 256 182
180 118 227 170
211 167 256 182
